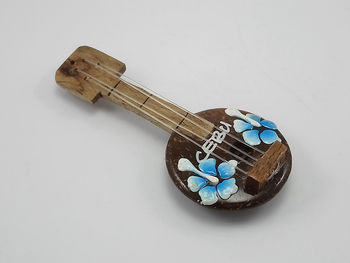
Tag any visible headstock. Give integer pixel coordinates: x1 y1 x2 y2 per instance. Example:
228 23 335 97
55 46 126 103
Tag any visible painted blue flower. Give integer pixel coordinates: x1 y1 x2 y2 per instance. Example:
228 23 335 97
233 114 281 146
178 158 238 205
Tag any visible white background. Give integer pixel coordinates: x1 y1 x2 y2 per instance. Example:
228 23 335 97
0 0 349 262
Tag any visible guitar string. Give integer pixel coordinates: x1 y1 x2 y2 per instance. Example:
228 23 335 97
80 72 249 175
85 58 264 156
118 77 260 161
83 58 264 156
76 68 254 169
117 75 265 154
113 79 255 166
90 77 249 176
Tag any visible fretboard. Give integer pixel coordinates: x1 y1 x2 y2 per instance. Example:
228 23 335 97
55 46 214 139
106 81 214 138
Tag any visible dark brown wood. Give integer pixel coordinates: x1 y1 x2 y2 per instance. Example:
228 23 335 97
245 141 287 195
166 108 292 210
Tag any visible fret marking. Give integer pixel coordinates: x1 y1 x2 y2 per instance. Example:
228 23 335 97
176 112 189 129
107 80 121 96
140 94 152 108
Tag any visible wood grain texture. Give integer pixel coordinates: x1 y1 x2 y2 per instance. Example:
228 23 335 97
245 141 288 195
107 81 214 138
55 46 125 103
55 46 214 139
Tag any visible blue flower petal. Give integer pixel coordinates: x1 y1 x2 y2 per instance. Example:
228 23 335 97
199 158 217 175
217 178 238 200
187 176 207 192
242 130 261 145
218 162 235 179
199 186 218 205
233 120 253 133
260 130 281 144
260 120 277 130
246 114 261 123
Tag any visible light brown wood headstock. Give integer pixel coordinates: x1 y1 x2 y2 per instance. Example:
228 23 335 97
55 46 126 103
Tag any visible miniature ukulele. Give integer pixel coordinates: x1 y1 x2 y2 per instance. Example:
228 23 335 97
56 46 292 210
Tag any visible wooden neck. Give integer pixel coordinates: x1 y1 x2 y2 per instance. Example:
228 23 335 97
55 46 214 139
